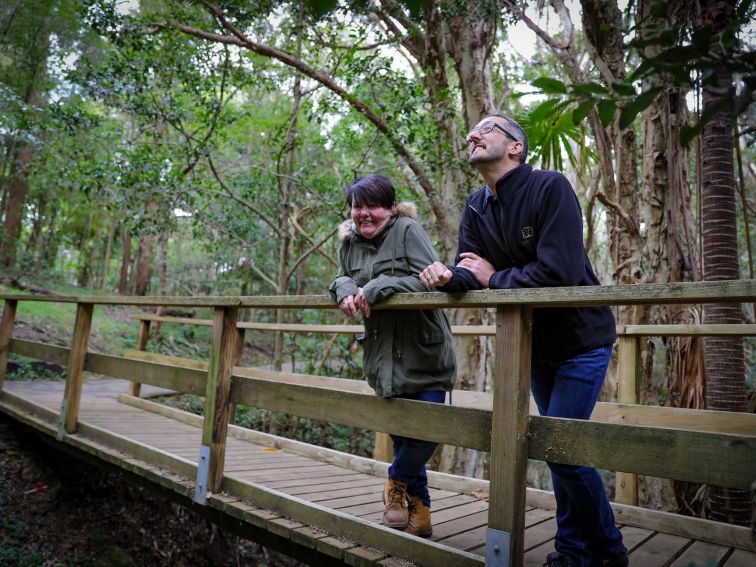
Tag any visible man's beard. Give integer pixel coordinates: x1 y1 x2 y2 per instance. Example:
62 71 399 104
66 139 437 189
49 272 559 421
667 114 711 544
468 145 505 165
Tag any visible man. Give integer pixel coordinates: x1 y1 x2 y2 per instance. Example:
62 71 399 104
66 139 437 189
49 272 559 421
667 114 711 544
420 114 627 567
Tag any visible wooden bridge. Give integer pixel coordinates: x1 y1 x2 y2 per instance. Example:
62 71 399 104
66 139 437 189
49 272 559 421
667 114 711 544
1 281 755 566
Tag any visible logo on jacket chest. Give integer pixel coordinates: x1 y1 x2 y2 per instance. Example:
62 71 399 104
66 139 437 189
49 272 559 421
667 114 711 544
521 225 535 242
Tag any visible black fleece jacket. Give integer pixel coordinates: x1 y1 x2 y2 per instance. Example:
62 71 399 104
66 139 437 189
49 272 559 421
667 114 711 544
441 164 616 363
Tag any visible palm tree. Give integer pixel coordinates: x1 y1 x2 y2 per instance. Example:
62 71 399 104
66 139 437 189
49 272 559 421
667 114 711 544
699 0 751 526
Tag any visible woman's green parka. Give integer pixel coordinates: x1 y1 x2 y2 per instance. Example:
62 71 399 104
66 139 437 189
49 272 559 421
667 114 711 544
329 203 456 397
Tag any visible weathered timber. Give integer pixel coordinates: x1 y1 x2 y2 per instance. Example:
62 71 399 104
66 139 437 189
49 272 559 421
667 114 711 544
221 476 483 567
617 324 756 336
528 416 756 489
593 403 756 435
2 278 754 308
609 503 755 552
0 395 347 567
615 335 640 506
0 299 17 390
201 306 240 494
86 352 206 394
8 338 69 366
60 303 93 435
130 314 493 336
122 349 209 371
129 318 151 397
120 350 756 436
487 306 532 566
229 375 491 450
118 394 492 495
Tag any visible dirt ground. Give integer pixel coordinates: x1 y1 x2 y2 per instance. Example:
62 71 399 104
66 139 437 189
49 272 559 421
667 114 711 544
0 414 306 567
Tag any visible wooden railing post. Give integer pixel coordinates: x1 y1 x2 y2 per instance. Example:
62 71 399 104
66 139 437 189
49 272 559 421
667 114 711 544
0 299 18 392
373 432 393 463
487 305 532 567
195 306 239 504
615 333 640 505
129 319 151 397
58 303 94 439
228 326 245 425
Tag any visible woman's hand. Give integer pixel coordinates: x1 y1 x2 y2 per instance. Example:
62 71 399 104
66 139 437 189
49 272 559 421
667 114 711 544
339 294 359 317
354 287 371 318
340 288 371 318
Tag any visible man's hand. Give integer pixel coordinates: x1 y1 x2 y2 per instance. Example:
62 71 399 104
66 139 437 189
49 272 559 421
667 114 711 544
420 262 453 288
457 252 495 287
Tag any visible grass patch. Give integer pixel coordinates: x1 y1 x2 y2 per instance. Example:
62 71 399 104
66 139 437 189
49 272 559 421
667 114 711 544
0 505 44 566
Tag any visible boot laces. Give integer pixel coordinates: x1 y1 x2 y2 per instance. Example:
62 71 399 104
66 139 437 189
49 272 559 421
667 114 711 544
387 485 408 507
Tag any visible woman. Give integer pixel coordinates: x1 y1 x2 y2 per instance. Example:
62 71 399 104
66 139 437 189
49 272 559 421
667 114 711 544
329 174 456 538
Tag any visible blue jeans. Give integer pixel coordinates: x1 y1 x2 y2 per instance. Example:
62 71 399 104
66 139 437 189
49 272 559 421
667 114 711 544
387 390 446 507
530 346 625 567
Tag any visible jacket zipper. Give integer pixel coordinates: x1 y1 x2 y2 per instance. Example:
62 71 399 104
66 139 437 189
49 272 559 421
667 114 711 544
468 201 514 264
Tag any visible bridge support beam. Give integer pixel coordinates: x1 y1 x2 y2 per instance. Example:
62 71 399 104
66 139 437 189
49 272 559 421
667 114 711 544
0 299 18 392
615 335 640 505
129 318 151 398
58 303 94 439
487 305 532 567
196 306 240 504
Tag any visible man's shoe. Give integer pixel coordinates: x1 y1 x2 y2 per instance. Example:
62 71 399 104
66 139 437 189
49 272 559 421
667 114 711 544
545 552 576 567
593 552 629 567
382 479 409 529
404 495 432 538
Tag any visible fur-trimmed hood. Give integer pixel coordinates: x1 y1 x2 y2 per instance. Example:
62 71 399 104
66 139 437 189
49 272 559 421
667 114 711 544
337 201 418 242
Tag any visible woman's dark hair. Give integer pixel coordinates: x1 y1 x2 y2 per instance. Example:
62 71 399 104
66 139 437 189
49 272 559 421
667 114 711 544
346 175 396 208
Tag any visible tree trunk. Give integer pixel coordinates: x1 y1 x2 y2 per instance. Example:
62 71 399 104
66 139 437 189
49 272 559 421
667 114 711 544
157 231 168 297
78 212 99 288
118 226 132 295
29 191 46 265
133 231 155 296
437 4 497 478
636 0 701 513
273 5 303 372
100 220 117 291
0 144 33 270
699 0 751 527
0 16 49 271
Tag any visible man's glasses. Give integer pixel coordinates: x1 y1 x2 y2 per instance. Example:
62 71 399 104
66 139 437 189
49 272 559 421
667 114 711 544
466 121 519 143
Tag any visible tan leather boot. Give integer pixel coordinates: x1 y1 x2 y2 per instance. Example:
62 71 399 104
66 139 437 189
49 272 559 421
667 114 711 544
382 479 409 529
405 494 432 538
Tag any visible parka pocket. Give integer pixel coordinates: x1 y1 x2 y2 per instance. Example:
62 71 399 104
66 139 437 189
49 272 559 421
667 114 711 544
372 255 410 277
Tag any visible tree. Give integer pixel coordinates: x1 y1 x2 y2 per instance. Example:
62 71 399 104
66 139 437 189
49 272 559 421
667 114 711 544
0 0 56 270
698 0 751 526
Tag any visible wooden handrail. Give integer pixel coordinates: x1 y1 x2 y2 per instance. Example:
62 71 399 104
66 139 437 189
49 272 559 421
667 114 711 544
129 314 756 337
1 278 754 308
2 280 755 567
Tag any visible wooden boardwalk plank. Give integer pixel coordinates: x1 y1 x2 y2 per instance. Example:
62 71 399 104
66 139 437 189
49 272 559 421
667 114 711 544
619 525 655 552
282 478 384 497
725 549 756 567
262 472 369 490
669 540 729 567
629 533 691 567
3 378 753 567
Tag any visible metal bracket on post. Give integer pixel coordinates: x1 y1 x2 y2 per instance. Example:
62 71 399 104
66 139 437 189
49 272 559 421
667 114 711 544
194 445 210 505
56 400 68 441
485 527 511 567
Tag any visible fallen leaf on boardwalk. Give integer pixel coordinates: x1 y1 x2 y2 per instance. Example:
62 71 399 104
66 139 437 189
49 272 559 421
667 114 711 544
472 489 489 501
262 447 279 452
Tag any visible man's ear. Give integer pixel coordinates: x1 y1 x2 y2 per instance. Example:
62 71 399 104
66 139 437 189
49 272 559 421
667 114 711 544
508 140 523 156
